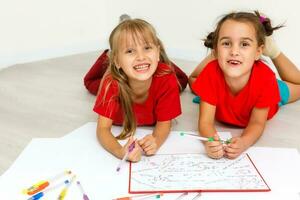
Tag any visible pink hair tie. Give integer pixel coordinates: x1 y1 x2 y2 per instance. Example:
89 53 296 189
259 16 266 23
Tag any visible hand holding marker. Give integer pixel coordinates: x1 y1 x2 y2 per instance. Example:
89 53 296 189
180 132 231 144
116 138 136 172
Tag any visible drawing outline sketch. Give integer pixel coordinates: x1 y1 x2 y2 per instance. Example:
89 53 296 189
129 153 270 193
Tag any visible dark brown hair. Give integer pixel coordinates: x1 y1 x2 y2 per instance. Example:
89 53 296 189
204 11 283 50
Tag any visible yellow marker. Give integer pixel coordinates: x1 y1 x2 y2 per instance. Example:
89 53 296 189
23 170 72 195
58 175 76 200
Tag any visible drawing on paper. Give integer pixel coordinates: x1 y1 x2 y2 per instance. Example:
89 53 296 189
129 153 270 192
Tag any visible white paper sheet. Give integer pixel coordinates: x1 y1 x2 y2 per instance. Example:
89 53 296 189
0 122 299 200
130 153 269 192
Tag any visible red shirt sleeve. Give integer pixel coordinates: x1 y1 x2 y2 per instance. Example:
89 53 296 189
255 70 280 108
154 74 182 121
93 77 121 121
192 60 219 106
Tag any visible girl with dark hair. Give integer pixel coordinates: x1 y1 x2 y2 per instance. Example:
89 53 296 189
191 11 300 159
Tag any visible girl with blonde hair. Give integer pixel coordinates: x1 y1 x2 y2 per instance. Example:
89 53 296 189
93 18 182 162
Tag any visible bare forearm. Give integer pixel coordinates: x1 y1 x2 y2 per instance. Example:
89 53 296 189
152 121 171 148
241 122 265 148
199 122 217 138
188 77 197 92
188 53 215 92
97 127 123 159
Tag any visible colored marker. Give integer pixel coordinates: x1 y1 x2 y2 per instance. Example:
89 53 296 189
57 175 76 200
27 179 70 200
23 170 72 195
180 132 231 144
114 193 163 200
77 181 90 200
191 192 201 200
180 132 214 141
175 192 188 200
137 193 162 200
116 140 136 172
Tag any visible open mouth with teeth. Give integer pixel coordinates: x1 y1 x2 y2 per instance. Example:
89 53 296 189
133 64 150 72
227 60 242 65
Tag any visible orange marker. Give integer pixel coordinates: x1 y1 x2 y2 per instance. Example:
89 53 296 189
22 170 72 195
24 181 49 195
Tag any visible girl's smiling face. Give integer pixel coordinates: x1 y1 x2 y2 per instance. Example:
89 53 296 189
216 19 263 84
115 32 160 84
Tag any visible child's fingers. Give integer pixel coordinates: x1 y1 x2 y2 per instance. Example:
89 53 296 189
208 144 223 153
206 143 224 159
140 139 152 149
143 144 154 153
138 138 145 146
138 135 155 149
138 135 151 146
141 139 157 155
132 152 141 162
128 146 142 162
225 140 241 150
209 149 224 159
224 145 242 159
213 134 220 141
225 151 240 159
125 136 135 148
206 140 222 148
144 148 156 155
226 137 240 148
227 137 246 150
143 144 157 155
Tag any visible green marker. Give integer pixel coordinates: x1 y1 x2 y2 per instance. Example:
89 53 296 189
180 132 231 144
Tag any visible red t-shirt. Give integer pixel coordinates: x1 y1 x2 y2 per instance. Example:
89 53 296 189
93 63 182 125
192 60 280 127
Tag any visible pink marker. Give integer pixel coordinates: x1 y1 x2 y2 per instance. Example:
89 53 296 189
77 181 89 200
116 140 136 172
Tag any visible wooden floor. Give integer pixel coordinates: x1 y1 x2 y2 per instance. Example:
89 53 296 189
1 51 299 175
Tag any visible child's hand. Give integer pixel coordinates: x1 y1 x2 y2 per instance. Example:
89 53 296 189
138 134 158 156
224 136 247 159
125 137 142 162
205 135 224 159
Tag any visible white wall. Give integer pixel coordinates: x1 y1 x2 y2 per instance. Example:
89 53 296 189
1 0 300 69
0 0 108 69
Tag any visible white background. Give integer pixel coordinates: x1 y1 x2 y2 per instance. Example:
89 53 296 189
1 0 300 69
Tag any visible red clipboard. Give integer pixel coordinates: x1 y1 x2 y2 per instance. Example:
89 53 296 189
129 153 270 194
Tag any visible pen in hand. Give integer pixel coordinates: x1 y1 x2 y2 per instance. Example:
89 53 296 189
180 132 231 144
116 139 136 172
